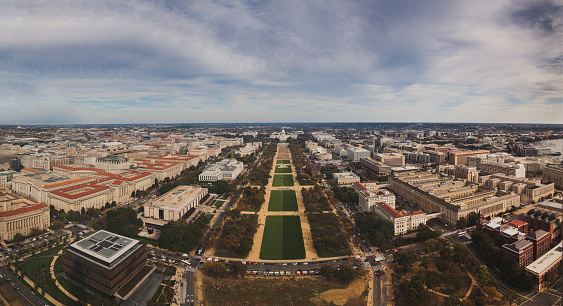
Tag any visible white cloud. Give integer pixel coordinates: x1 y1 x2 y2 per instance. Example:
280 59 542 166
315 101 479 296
0 0 560 124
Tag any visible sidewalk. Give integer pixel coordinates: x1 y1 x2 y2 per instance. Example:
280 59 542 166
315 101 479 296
50 249 79 304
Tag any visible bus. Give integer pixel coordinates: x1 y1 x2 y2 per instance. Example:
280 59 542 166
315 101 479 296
181 260 191 266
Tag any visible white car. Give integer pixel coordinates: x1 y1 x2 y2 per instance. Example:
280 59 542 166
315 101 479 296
182 254 188 257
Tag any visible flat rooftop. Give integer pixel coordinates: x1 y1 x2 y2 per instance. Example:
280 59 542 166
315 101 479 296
149 185 204 209
526 241 563 276
70 230 139 264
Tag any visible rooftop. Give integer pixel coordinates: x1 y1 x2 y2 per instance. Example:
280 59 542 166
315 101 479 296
147 185 206 211
69 230 140 264
503 240 532 253
526 242 563 276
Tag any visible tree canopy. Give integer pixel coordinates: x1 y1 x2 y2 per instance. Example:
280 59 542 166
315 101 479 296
158 214 210 252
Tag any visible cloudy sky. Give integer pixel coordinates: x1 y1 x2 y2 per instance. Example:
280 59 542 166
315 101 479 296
0 0 561 124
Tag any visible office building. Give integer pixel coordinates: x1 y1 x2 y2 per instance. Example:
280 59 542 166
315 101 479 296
467 153 512 168
199 158 243 182
543 164 563 189
479 162 526 178
333 172 360 186
373 153 405 167
502 240 534 267
144 185 207 221
354 182 396 211
372 201 426 236
346 147 371 162
389 171 521 226
525 242 562 290
479 174 554 204
443 165 479 183
360 157 392 176
63 230 147 296
448 150 490 165
0 191 50 241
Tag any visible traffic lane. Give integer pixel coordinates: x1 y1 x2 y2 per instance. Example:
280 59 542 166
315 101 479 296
521 291 562 306
185 270 195 305
2 267 44 306
0 275 36 306
373 271 382 306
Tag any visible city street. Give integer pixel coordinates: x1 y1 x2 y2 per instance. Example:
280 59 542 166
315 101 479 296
0 267 44 306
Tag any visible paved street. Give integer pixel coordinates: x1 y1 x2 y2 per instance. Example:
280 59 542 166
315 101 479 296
1 267 44 306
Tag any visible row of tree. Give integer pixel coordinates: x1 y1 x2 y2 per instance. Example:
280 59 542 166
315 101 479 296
288 143 315 185
455 211 480 229
320 264 362 283
202 261 248 279
157 213 210 252
247 143 277 186
307 213 352 257
354 213 394 247
235 187 266 211
217 214 258 256
330 186 358 205
301 186 331 212
102 207 144 238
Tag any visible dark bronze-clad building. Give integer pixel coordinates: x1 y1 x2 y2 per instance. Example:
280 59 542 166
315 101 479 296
63 230 147 296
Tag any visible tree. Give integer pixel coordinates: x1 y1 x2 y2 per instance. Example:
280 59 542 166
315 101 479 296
395 251 418 274
229 261 246 278
320 265 335 279
419 256 430 269
81 207 86 215
50 220 65 230
13 233 24 243
336 264 358 283
456 217 467 229
425 270 440 291
475 265 490 285
444 294 461 306
501 290 519 306
203 262 227 278
486 286 497 302
30 227 43 236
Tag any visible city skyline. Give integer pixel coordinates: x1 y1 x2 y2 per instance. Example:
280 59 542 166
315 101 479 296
1 0 561 124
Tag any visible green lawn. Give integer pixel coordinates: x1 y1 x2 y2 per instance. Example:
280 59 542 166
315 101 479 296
260 216 305 260
276 160 291 164
272 175 294 187
19 256 81 305
268 190 298 211
214 200 225 208
205 214 214 222
274 165 292 173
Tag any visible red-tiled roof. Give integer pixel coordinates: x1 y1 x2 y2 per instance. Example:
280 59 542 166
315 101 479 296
409 210 425 216
22 168 41 173
377 202 425 219
507 220 527 228
112 180 123 185
354 182 367 190
50 183 109 199
0 203 47 218
43 177 93 189
378 202 403 218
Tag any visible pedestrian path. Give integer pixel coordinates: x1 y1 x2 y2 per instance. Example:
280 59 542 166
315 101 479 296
50 249 79 304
